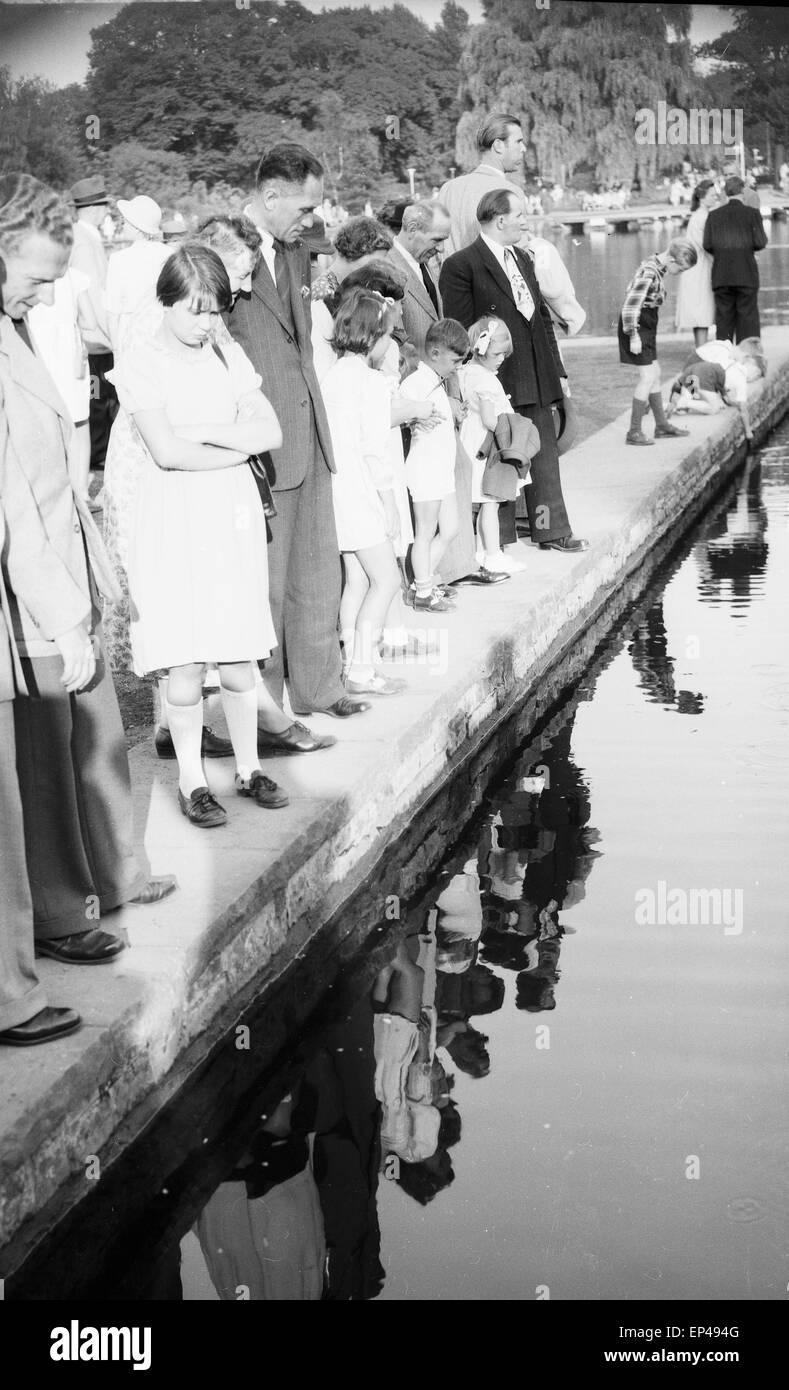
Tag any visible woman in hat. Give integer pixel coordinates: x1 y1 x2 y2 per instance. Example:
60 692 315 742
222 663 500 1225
105 194 169 360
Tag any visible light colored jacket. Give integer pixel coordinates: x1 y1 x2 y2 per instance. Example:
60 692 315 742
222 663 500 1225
0 312 121 659
0 505 27 699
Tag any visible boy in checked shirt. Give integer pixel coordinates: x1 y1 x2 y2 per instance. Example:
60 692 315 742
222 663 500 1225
617 238 697 446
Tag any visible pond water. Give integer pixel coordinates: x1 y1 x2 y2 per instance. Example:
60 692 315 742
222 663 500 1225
556 218 789 337
11 419 788 1303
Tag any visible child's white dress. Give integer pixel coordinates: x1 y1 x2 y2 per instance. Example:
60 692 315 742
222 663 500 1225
458 361 513 503
321 353 394 551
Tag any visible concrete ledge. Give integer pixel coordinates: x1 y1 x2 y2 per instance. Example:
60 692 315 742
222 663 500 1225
2 327 789 1268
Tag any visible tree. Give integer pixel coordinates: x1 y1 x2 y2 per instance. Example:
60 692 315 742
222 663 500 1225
456 1 702 186
84 1 470 193
0 69 87 187
701 7 789 159
94 140 192 204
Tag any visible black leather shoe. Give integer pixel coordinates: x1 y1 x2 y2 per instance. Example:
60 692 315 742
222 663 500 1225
257 721 336 755
178 785 227 827
451 568 510 586
236 770 289 808
538 536 590 552
0 1006 81 1046
36 930 126 965
305 697 372 717
155 725 233 759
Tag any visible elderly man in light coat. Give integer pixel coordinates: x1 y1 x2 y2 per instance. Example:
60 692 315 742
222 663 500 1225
0 173 175 1004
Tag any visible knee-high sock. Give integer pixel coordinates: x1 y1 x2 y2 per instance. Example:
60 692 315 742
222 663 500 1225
648 391 669 428
165 697 205 797
629 399 649 434
220 685 260 782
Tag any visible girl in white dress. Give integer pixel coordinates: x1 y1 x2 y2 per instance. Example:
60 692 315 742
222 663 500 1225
329 261 441 657
674 180 719 345
320 288 408 697
458 318 529 575
112 243 287 827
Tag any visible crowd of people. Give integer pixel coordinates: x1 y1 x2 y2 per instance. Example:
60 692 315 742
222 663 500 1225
0 112 770 1050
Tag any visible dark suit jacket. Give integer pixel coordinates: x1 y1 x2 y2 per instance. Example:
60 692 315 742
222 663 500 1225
384 242 441 356
439 237 565 409
226 242 335 489
703 199 767 289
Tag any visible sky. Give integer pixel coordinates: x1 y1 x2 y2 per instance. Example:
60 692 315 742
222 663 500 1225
0 1 732 88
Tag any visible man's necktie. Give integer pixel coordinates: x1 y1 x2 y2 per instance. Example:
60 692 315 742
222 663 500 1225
421 261 440 314
13 316 35 352
273 241 291 308
504 248 535 321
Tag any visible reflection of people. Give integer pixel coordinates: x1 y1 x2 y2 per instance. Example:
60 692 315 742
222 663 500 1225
694 456 768 606
628 600 704 715
196 1091 326 1300
372 933 441 1164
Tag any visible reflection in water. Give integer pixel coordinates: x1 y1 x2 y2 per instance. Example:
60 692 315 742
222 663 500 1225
628 603 704 712
170 435 786 1300
694 457 769 608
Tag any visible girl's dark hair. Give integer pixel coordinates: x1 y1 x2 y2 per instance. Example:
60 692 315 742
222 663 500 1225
333 214 392 262
330 286 391 357
157 241 232 313
690 179 714 213
340 260 406 301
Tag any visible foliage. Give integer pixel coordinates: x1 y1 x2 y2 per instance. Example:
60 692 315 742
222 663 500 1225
457 1 701 185
700 6 789 150
0 69 87 185
82 0 467 198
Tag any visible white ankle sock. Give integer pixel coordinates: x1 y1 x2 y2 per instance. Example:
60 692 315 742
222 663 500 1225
220 685 260 782
165 697 205 797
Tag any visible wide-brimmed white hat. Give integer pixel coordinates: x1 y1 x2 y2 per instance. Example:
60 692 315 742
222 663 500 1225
117 195 162 237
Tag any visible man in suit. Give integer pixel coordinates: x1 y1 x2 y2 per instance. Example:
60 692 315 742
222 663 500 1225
439 112 527 257
440 188 588 553
387 202 506 586
703 175 768 343
229 144 368 721
0 172 175 1005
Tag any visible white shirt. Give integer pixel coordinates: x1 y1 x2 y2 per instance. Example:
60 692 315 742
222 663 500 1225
244 205 277 281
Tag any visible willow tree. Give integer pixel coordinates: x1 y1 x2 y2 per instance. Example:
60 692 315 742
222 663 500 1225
456 1 700 186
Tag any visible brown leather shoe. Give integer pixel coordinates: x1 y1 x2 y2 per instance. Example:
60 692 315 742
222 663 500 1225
178 785 227 827
127 875 179 905
235 770 289 808
36 930 126 964
0 1006 81 1046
